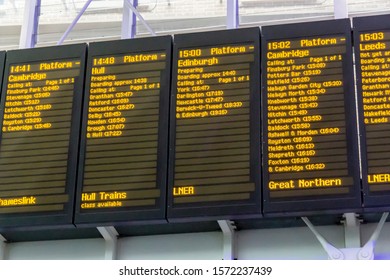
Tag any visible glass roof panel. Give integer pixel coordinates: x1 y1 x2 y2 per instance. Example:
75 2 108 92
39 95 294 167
0 0 25 50
348 0 390 16
239 0 334 26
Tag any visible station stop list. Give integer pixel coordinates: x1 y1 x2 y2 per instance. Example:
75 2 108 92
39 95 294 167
0 45 85 228
168 28 261 220
262 20 361 214
358 30 390 191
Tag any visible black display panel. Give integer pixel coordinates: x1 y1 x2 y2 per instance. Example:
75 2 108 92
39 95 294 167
262 19 361 215
354 15 390 209
0 45 86 228
75 36 171 225
0 51 4 92
168 28 261 221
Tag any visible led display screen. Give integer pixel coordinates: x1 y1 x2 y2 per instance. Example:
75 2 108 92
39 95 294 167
0 45 86 228
262 19 361 215
75 36 171 225
168 28 261 221
354 15 390 209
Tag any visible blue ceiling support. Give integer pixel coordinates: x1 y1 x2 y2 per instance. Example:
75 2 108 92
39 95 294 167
334 0 348 19
122 0 138 39
124 0 156 36
227 0 239 29
57 0 93 45
19 0 41 49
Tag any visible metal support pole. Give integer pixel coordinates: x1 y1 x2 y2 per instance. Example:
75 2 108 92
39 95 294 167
0 234 7 260
342 213 361 248
303 213 389 260
218 220 236 260
302 217 344 259
97 226 119 260
227 0 239 29
121 0 138 39
334 0 348 19
57 0 94 45
19 0 41 49
358 212 389 260
124 0 156 36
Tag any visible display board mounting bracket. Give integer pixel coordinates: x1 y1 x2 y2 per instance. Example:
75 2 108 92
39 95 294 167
97 226 119 260
218 220 237 260
0 234 7 260
341 213 362 248
302 212 388 260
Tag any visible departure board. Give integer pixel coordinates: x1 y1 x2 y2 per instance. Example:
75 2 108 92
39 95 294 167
262 19 361 215
168 28 261 221
354 15 390 209
0 51 4 91
75 36 171 225
0 45 86 228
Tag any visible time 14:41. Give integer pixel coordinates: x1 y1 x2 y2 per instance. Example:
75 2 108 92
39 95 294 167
10 64 31 73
